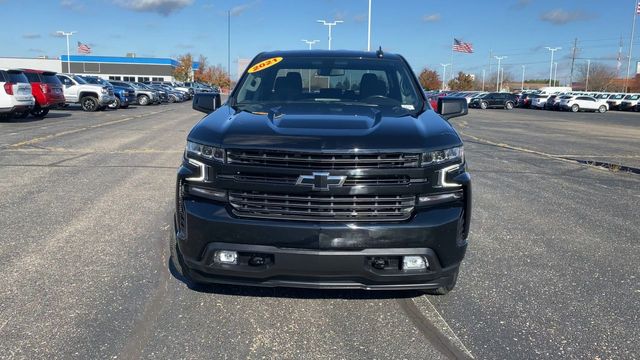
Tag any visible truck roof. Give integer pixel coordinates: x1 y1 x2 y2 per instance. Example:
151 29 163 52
255 49 403 61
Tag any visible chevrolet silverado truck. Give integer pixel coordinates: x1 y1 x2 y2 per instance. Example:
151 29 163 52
173 50 471 294
56 74 115 111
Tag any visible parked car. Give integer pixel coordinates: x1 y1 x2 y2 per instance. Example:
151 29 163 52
0 68 35 119
126 82 160 106
146 84 170 103
78 76 133 110
618 94 640 111
469 92 517 109
106 80 142 107
559 95 608 113
531 94 549 109
544 94 559 110
21 69 65 118
56 74 115 111
517 93 535 108
606 94 626 110
174 50 471 295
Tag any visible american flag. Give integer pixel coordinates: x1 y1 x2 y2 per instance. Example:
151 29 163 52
77 41 91 54
637 0 640 14
452 38 473 53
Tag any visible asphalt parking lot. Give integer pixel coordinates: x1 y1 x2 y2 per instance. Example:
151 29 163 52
0 104 638 359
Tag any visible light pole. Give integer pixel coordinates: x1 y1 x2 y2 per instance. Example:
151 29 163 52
545 46 561 86
301 40 320 92
494 56 506 91
521 65 525 91
440 63 451 91
585 59 591 91
228 10 231 88
56 30 76 73
317 19 343 50
367 0 372 51
500 67 504 91
301 39 320 50
482 69 486 91
553 62 558 86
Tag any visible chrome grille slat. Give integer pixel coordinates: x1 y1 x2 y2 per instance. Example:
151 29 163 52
229 191 415 221
229 174 411 186
227 150 420 169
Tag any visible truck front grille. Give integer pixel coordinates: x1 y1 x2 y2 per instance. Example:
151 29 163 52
229 191 415 221
227 150 420 169
229 173 412 186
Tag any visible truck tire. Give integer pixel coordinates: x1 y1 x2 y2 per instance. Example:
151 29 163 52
423 268 459 296
81 96 99 112
108 97 121 109
31 106 49 118
138 94 150 106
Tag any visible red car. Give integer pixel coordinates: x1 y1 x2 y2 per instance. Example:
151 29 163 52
21 69 65 118
427 92 446 110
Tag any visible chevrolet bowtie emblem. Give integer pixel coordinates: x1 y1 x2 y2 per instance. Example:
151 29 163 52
296 172 346 191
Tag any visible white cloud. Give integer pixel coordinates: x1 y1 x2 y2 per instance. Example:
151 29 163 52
422 13 441 23
114 0 194 16
540 9 591 25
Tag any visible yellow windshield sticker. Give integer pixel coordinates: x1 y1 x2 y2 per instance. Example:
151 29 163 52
248 57 283 73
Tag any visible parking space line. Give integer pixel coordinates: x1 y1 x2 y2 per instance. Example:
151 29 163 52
2 108 174 149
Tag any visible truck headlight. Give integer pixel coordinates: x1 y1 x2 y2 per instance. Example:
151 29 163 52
186 141 225 163
421 146 463 166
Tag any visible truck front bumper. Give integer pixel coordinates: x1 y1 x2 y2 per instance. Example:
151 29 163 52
176 195 469 290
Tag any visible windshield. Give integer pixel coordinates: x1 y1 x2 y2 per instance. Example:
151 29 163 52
72 75 87 84
233 56 424 116
611 94 625 99
624 95 640 100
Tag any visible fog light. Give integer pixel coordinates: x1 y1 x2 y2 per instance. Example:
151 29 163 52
214 250 237 264
402 256 428 270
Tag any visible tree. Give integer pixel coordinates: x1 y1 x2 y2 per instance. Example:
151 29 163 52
447 71 474 91
194 55 208 82
628 74 640 92
487 70 514 91
208 64 231 90
418 68 441 90
173 53 193 82
577 62 616 91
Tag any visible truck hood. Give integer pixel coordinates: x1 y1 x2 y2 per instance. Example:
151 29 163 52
188 105 461 152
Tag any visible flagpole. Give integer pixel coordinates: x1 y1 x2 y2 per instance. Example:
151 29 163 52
450 37 454 82
624 0 638 92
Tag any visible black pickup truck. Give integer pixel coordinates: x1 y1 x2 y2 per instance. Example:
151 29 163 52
172 50 471 294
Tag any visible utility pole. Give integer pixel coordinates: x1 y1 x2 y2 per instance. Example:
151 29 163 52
317 20 344 50
228 10 231 86
494 55 506 91
521 65 525 91
440 63 451 91
56 30 76 73
569 38 578 87
545 47 561 86
367 0 372 51
624 2 638 92
482 69 486 92
553 62 558 86
586 59 591 91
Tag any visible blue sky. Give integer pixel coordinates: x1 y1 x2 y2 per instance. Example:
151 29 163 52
1 0 638 81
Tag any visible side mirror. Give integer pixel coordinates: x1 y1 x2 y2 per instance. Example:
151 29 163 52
192 92 221 114
437 97 468 120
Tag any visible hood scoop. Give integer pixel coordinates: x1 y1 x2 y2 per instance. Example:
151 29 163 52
268 107 382 130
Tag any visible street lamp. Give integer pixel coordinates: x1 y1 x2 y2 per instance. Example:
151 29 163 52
56 30 76 73
367 0 372 51
301 40 320 92
553 62 558 86
482 69 486 92
494 56 506 91
585 59 591 91
301 39 320 50
317 20 343 50
545 46 561 86
440 63 451 91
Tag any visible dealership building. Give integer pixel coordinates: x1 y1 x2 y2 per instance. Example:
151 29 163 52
0 55 198 82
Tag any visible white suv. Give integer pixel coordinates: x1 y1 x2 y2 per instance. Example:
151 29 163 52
56 74 116 111
531 94 549 109
0 68 35 119
560 95 608 113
